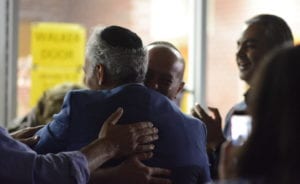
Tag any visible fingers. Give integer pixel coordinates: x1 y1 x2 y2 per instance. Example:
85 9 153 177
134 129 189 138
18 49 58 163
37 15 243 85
191 108 200 119
220 141 236 167
191 104 201 119
136 126 158 135
136 127 158 153
25 125 45 136
129 121 154 129
127 122 158 144
20 135 40 147
136 144 155 153
10 125 44 139
104 107 123 125
149 177 172 184
195 103 210 119
135 152 154 161
192 104 203 120
149 168 172 184
136 126 158 140
221 140 232 154
98 108 124 138
219 140 239 179
150 167 171 176
137 134 159 144
208 107 221 122
133 156 172 184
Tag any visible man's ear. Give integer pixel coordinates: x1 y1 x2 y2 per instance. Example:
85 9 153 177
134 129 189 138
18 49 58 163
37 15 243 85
176 81 185 96
96 64 104 86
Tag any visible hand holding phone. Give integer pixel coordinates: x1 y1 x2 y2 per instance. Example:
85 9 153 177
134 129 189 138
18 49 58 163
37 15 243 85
230 114 252 145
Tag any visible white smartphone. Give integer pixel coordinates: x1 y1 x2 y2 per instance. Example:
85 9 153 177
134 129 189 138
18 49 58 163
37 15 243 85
230 114 252 145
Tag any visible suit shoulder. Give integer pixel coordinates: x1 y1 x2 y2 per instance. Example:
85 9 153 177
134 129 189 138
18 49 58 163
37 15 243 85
184 114 206 127
68 89 94 95
67 89 100 98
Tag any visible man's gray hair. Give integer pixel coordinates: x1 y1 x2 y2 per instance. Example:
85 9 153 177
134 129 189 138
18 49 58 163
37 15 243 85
86 26 147 85
246 14 294 48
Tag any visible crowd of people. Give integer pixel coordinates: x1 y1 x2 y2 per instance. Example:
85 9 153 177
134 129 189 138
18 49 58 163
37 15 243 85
0 13 299 184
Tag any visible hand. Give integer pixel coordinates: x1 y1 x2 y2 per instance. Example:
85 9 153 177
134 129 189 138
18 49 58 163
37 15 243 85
99 107 159 158
90 152 172 184
82 108 160 172
10 125 44 147
218 141 240 179
191 103 225 150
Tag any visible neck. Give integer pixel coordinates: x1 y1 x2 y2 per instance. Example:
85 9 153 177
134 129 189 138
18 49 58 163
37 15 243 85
99 81 124 90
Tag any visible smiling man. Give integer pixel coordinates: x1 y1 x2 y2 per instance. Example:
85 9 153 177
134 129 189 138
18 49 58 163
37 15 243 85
191 14 294 179
194 14 294 139
236 15 293 84
223 14 294 137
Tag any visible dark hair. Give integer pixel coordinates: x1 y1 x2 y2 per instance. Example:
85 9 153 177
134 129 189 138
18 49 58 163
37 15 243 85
246 14 294 48
101 25 143 49
237 45 300 183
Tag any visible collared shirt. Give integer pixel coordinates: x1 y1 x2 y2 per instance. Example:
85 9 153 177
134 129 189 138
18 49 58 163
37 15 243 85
223 89 250 139
0 126 89 184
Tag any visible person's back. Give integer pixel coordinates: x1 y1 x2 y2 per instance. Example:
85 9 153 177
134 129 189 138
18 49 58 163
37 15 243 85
34 25 211 183
36 84 210 183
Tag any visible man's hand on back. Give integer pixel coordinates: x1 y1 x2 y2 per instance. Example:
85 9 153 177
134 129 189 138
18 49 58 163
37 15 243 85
90 152 172 184
10 125 44 147
99 107 159 158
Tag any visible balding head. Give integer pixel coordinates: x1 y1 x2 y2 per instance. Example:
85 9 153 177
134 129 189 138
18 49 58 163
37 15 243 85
145 41 185 100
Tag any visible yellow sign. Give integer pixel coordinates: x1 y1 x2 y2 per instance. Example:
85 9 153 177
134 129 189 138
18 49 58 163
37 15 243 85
30 22 86 107
31 22 86 67
30 67 83 107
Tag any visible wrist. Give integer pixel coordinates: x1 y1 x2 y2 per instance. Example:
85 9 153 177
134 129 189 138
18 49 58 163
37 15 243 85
81 138 118 172
90 167 120 184
99 138 119 157
208 135 226 151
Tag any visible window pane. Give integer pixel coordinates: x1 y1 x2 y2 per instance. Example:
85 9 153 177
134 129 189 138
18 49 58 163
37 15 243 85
15 0 192 128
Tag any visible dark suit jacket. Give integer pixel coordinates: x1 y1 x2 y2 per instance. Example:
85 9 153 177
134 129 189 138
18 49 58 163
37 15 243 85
34 83 211 183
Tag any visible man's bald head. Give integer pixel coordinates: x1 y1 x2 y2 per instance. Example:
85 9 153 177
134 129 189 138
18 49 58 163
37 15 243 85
145 41 185 100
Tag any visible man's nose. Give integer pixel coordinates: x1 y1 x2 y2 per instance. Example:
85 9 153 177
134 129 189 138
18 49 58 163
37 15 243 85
236 45 245 58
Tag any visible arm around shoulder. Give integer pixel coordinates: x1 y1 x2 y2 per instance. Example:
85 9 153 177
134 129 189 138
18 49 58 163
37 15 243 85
33 92 74 154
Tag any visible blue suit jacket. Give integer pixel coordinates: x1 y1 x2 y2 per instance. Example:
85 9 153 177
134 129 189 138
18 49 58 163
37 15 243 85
35 84 211 183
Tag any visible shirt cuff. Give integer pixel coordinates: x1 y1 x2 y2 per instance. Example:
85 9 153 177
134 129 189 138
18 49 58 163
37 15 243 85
62 151 90 183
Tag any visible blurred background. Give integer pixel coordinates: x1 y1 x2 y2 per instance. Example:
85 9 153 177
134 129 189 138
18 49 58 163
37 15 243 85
1 0 300 128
